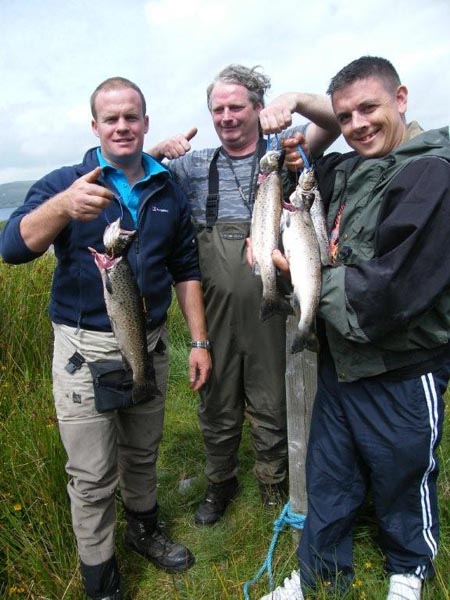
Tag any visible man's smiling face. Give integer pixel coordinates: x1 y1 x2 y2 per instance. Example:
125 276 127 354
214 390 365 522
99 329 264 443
332 76 408 158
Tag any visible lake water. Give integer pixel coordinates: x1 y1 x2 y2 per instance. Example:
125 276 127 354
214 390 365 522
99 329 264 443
0 206 15 221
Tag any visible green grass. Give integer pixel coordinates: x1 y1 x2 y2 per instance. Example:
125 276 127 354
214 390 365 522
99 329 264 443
0 254 449 599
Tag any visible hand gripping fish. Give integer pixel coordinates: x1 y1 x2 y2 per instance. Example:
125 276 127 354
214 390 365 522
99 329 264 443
282 187 322 354
251 149 293 321
89 218 160 403
296 167 332 267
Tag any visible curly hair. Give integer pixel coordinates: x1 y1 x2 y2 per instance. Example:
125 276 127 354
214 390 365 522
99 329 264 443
206 64 271 109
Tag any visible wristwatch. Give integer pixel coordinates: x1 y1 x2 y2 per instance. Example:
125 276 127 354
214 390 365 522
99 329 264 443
190 340 211 350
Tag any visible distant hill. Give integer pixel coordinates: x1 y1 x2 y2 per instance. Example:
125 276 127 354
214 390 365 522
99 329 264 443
0 180 35 209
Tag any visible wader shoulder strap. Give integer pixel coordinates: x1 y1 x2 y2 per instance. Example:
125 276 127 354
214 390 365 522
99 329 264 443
205 137 267 230
205 147 222 230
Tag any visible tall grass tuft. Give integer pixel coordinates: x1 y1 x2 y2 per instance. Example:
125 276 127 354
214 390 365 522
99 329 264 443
1 254 449 599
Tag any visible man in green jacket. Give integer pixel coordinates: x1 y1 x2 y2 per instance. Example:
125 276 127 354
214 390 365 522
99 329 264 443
256 56 450 600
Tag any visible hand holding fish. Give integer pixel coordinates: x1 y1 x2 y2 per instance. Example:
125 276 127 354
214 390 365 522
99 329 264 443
148 127 198 160
258 95 311 173
271 248 291 279
259 93 301 133
64 167 114 222
261 91 340 158
245 238 290 279
281 133 310 172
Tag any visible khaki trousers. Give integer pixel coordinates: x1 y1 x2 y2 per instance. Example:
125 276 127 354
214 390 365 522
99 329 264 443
52 323 168 566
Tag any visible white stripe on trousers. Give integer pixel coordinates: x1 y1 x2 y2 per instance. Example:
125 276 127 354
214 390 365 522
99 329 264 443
419 372 440 570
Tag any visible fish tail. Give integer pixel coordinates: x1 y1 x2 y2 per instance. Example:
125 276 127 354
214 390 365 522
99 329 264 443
260 295 294 322
305 333 320 353
132 378 161 405
290 333 306 354
290 328 320 354
319 247 333 267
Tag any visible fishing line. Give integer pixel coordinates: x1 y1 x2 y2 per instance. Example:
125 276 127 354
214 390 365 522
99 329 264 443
103 195 124 226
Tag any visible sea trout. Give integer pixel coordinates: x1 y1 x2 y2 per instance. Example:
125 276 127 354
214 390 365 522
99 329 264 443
296 167 332 267
282 189 322 353
89 219 160 403
251 149 293 321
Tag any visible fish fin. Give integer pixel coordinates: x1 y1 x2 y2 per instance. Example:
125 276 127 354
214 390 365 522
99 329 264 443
285 212 291 228
260 295 294 321
290 331 320 354
319 249 333 267
121 354 130 370
290 294 300 310
252 263 261 277
321 258 334 267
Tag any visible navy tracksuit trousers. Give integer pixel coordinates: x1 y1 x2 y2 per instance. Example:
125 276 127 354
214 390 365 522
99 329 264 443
298 353 449 592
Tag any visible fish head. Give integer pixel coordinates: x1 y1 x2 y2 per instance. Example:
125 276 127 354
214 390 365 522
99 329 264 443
288 189 312 212
103 218 136 257
298 168 317 192
259 149 286 174
291 167 317 209
88 247 122 273
301 192 315 211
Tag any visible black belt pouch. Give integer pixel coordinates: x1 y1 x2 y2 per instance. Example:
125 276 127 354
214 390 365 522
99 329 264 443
88 360 134 412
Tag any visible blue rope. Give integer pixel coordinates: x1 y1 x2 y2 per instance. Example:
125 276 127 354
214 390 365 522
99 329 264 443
296 144 311 170
243 501 306 599
266 134 281 151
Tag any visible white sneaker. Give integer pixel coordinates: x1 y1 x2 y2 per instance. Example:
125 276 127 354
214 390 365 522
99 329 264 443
387 574 422 600
259 570 303 600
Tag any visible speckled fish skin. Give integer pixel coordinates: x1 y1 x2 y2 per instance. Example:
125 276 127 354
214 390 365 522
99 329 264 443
89 219 160 402
296 167 332 267
251 149 293 321
282 190 321 353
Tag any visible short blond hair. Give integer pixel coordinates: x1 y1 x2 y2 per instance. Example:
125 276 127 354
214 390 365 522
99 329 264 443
90 77 146 119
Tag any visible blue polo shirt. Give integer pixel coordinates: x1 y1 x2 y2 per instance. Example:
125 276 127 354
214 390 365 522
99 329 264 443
97 148 167 225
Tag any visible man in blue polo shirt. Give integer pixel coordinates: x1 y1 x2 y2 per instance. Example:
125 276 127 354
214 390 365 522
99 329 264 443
0 77 211 599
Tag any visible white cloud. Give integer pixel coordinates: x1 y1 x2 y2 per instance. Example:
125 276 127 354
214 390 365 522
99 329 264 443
0 0 449 183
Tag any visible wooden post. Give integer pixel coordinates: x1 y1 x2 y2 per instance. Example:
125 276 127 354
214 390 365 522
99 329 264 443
285 313 317 520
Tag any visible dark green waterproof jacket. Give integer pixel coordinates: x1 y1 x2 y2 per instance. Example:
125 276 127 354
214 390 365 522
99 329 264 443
318 123 450 382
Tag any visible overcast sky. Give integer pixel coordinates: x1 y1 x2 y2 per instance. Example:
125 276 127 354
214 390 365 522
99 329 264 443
2 0 449 184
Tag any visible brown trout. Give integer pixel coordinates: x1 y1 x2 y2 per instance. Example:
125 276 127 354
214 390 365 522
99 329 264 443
251 149 293 321
89 219 160 403
282 188 322 353
296 167 332 267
